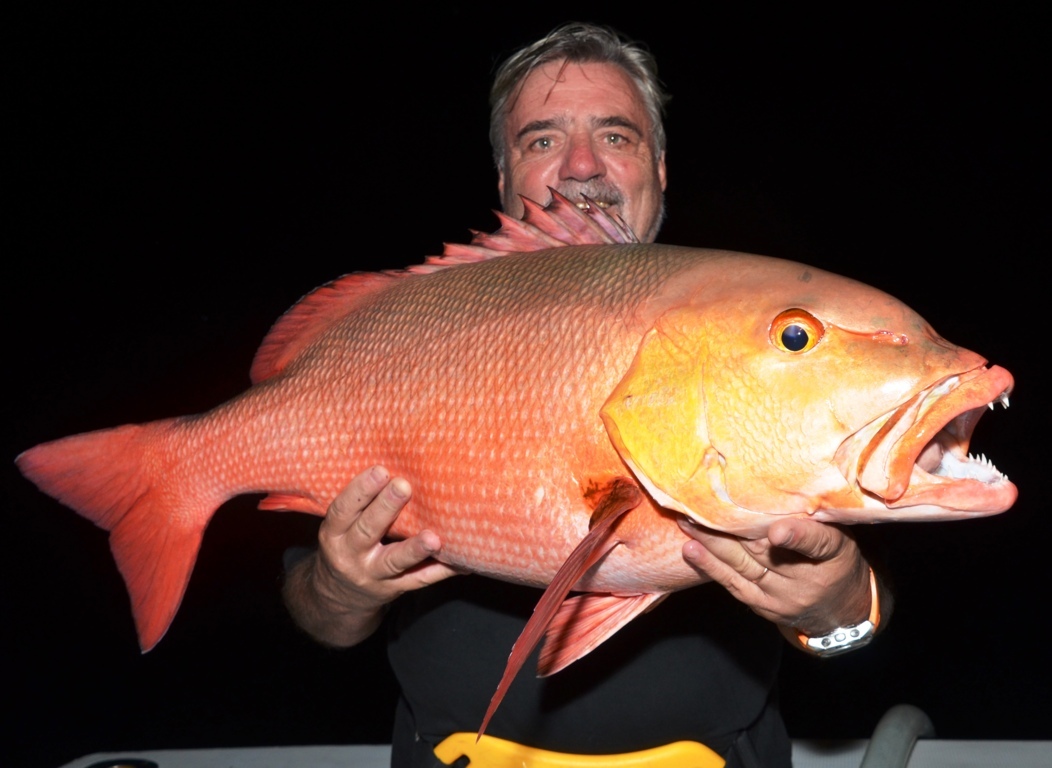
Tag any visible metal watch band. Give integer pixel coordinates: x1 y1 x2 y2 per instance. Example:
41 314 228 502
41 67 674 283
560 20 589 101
795 567 880 657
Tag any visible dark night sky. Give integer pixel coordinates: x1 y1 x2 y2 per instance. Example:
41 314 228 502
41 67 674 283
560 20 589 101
6 7 1048 767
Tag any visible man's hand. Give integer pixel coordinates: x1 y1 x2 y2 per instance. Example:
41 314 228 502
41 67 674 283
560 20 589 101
679 516 874 640
282 466 459 647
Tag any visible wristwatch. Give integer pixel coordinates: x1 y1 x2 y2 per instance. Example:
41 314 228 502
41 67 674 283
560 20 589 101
794 567 881 657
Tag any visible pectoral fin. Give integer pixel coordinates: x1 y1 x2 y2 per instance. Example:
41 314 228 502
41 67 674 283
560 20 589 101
478 479 642 738
257 492 327 515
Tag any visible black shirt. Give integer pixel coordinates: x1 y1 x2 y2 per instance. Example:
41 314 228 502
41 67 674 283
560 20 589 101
387 575 791 767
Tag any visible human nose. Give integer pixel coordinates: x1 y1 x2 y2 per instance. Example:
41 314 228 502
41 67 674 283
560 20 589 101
559 135 605 181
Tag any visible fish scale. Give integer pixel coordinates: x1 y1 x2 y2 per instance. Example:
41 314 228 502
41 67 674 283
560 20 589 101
318 247 696 586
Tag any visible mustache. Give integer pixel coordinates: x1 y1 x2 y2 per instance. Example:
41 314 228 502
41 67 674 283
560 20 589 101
552 181 623 208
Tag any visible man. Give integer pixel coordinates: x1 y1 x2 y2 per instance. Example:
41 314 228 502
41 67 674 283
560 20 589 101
284 23 882 768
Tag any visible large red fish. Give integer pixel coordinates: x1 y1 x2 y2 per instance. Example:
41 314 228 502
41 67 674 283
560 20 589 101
17 193 1015 729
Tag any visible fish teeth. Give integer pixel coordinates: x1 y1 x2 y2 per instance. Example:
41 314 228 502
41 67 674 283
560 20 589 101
935 447 1006 482
987 391 1011 410
962 451 1008 482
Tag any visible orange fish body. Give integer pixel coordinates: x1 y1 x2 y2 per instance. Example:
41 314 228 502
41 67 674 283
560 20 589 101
197 239 706 592
17 195 1015 719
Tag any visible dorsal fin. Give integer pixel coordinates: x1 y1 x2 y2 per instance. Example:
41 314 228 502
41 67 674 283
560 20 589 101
442 189 637 263
250 190 637 383
250 272 399 383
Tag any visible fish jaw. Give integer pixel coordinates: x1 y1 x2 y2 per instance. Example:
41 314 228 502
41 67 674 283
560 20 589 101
833 364 1016 521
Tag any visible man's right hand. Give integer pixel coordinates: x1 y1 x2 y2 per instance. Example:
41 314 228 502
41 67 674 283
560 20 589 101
282 465 459 647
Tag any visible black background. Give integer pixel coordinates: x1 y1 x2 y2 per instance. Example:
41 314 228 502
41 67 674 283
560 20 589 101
6 7 1048 767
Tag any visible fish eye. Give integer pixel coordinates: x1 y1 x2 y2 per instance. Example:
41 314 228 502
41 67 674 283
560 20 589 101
770 309 823 353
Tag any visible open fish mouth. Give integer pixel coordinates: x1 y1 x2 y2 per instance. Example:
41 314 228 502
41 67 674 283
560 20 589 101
841 365 1016 518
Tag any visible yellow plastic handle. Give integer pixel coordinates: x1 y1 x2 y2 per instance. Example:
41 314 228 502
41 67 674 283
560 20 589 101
434 732 725 767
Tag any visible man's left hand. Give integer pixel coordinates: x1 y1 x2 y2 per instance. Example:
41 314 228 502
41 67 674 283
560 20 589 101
679 516 873 638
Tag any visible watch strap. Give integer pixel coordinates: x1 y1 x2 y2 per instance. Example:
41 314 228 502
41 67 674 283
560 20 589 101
794 566 880 657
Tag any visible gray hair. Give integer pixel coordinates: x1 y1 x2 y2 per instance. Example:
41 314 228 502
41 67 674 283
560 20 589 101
489 23 669 172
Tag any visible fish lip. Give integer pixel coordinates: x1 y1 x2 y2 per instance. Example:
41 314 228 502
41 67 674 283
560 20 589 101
852 364 1016 514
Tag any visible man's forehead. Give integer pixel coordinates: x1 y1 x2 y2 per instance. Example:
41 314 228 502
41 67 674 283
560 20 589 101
504 60 652 136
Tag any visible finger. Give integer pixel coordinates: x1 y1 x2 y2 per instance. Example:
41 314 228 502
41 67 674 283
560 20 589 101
375 529 443 577
322 466 394 534
366 532 460 599
680 519 771 581
681 528 772 589
766 517 850 561
684 540 775 617
387 552 461 590
347 476 412 546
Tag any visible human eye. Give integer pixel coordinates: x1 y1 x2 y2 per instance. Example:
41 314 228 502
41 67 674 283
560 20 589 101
602 132 632 148
528 135 555 151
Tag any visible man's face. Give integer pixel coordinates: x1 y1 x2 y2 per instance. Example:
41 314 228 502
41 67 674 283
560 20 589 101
498 60 668 243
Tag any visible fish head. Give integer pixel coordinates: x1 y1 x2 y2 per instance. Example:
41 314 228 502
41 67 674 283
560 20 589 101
601 252 1016 536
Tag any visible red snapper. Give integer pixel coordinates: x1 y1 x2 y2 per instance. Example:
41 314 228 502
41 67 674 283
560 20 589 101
17 193 1015 727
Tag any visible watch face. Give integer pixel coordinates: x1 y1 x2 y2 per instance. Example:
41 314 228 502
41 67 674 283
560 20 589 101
803 620 876 656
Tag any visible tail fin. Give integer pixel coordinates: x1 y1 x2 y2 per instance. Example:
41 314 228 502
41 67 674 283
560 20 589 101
16 420 222 651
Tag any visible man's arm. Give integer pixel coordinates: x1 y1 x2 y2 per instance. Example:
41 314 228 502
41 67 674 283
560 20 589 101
679 516 891 644
282 465 459 648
